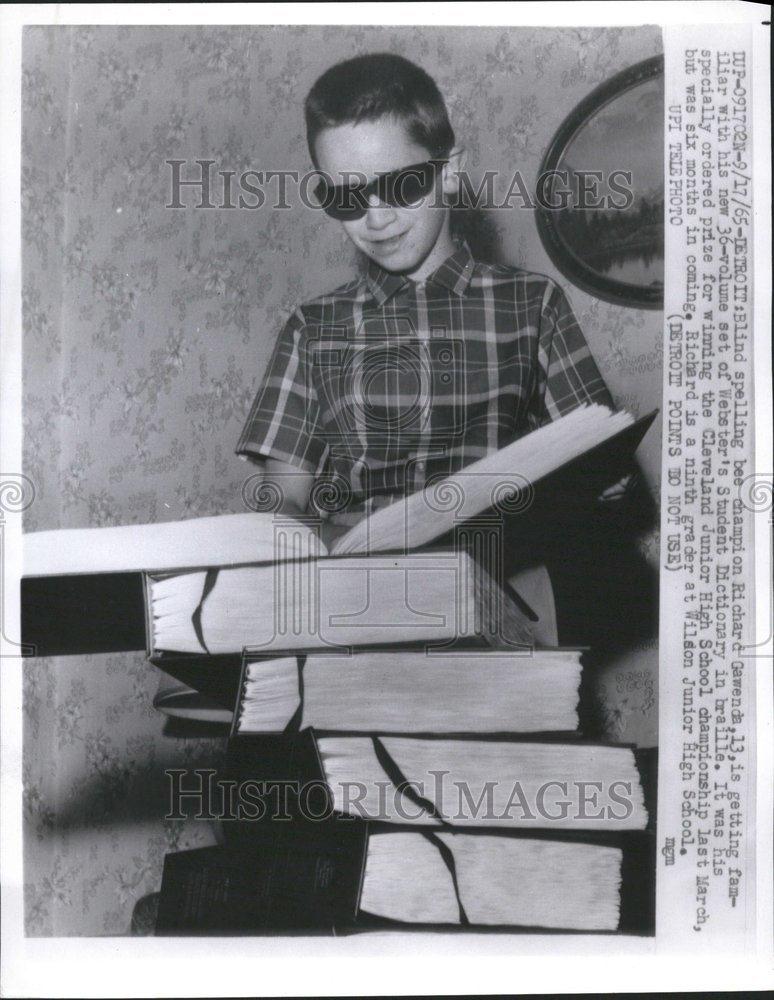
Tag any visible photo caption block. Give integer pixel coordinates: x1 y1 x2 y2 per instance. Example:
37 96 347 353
658 23 757 948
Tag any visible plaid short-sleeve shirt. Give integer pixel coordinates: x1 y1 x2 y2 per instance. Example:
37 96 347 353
236 244 613 509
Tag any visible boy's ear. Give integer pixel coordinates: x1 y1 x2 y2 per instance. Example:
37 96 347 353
441 146 467 197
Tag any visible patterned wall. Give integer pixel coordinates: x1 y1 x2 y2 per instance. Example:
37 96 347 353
22 24 663 935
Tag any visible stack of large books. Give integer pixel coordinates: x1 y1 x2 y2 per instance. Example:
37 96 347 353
21 404 657 935
155 644 651 935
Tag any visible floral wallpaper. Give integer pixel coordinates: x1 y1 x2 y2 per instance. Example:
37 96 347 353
22 24 663 935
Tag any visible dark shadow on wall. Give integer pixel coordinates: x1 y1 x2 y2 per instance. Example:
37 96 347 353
451 205 503 263
497 462 660 741
548 472 659 649
36 739 229 832
545 473 659 740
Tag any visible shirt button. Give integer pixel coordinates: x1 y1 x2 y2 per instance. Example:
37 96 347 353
416 461 425 472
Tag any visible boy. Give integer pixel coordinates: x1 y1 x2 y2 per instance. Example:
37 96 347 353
236 52 624 536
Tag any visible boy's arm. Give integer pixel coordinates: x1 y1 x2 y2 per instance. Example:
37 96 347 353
236 308 329 513
533 280 634 503
258 458 350 549
262 457 315 517
534 279 614 419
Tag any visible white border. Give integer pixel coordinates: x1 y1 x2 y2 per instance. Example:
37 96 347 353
0 1 769 27
1 3 771 997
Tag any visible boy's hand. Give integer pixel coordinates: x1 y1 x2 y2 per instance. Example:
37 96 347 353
598 472 636 503
261 458 315 516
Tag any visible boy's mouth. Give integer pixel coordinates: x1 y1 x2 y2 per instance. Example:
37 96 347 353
367 232 408 255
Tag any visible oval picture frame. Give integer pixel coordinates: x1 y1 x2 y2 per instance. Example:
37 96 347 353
535 54 664 310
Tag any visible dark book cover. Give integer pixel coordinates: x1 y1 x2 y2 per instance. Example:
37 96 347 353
219 730 328 835
21 570 147 656
155 820 368 935
150 652 243 712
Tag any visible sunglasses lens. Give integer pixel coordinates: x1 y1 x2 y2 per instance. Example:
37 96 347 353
379 161 441 208
314 179 368 220
315 161 445 218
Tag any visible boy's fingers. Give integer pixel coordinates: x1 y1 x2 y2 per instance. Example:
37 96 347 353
599 473 635 501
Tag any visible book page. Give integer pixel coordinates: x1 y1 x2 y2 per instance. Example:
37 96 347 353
330 405 637 554
23 511 327 575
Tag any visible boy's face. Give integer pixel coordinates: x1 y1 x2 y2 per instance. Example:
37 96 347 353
313 117 456 281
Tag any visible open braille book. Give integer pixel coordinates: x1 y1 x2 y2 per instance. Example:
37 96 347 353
21 404 655 658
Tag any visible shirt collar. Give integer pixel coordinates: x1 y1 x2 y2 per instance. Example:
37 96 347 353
365 242 475 306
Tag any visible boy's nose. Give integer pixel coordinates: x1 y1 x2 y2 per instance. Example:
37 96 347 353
364 193 397 230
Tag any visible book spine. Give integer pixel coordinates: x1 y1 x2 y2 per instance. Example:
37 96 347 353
142 571 153 658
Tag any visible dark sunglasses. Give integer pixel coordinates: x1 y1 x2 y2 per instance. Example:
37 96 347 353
313 158 447 221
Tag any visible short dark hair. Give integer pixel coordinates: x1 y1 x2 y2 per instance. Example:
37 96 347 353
305 53 455 164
